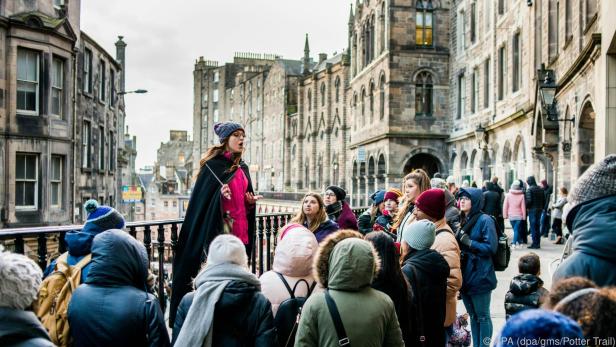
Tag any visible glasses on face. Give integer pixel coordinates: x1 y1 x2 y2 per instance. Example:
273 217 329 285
459 196 471 202
324 191 335 197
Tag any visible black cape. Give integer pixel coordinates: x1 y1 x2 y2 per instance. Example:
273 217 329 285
169 154 255 326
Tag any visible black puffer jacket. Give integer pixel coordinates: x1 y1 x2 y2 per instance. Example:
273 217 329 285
173 280 276 346
68 230 170 347
0 308 54 347
504 274 548 319
402 249 450 347
525 176 545 210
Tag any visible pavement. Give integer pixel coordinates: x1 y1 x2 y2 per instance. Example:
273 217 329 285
456 226 566 343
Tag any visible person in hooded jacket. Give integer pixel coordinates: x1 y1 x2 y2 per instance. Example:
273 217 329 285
365 232 413 345
295 230 404 347
504 253 548 319
44 199 125 282
173 234 276 346
400 219 450 347
551 187 568 244
503 180 526 248
291 193 339 242
68 229 170 347
259 223 320 317
525 176 545 249
456 187 498 347
482 182 502 232
412 189 462 338
323 186 358 230
0 249 54 347
553 154 616 287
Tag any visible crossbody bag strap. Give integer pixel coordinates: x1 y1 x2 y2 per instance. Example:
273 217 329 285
308 281 317 295
410 267 427 347
324 289 351 347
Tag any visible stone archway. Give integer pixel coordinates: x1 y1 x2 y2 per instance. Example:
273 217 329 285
577 101 596 175
403 153 442 178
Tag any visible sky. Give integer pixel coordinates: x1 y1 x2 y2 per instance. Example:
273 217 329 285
81 0 349 169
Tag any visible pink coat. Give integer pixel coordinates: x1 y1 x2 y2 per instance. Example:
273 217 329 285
259 228 320 316
503 190 526 220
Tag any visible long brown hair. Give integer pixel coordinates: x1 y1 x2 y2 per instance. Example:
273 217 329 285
392 169 431 232
199 137 243 173
291 193 329 232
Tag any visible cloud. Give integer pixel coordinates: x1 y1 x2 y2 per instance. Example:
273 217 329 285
81 0 348 169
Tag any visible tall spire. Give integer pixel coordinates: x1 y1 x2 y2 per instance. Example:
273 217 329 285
303 33 310 74
348 3 354 25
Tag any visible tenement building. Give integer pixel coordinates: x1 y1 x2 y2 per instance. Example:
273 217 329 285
0 0 130 227
449 0 616 191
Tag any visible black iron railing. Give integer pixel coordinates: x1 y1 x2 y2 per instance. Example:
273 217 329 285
0 207 368 312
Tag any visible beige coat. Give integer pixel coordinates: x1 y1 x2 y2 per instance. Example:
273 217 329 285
431 218 463 326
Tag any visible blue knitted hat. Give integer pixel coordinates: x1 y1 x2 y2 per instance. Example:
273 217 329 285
82 199 125 235
496 309 584 347
370 190 386 205
213 121 244 143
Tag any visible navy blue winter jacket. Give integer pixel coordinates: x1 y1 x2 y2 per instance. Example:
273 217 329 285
553 194 616 287
68 230 170 347
458 188 498 295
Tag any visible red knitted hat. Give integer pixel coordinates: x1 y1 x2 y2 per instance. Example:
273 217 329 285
384 191 400 202
415 188 446 220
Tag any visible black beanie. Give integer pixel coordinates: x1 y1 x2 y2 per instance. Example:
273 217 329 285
326 185 346 201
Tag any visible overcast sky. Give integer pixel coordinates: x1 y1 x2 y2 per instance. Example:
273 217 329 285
81 0 349 169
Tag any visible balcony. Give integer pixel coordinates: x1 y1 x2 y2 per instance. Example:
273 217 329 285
0 208 367 311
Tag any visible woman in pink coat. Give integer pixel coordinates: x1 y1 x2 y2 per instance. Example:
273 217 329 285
503 180 527 248
259 223 320 316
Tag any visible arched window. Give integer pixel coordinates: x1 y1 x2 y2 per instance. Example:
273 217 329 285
379 75 385 119
415 71 433 116
416 0 434 47
321 83 326 107
380 2 386 53
335 77 340 102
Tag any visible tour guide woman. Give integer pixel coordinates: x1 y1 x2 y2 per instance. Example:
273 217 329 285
169 121 261 326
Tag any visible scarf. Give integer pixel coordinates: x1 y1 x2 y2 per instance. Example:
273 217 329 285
326 201 342 219
174 262 261 347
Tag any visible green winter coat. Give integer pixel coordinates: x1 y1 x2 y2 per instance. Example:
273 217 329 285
294 230 404 347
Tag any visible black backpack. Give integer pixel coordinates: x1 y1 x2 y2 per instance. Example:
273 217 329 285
274 272 317 347
458 213 510 271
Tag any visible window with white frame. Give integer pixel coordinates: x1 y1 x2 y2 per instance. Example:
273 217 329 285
84 49 92 93
470 2 477 43
498 46 506 100
471 68 478 113
82 121 91 168
483 58 490 108
51 155 62 207
99 60 106 102
457 74 466 119
17 48 39 115
15 153 38 209
52 57 64 118
512 32 521 92
457 10 466 54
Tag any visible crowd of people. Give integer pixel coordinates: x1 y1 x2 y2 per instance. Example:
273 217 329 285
1 120 615 347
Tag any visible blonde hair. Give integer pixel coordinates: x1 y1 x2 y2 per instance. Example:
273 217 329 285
291 193 329 232
392 169 431 232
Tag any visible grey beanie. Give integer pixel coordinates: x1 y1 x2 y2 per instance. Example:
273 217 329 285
207 234 248 268
213 121 244 143
0 247 43 310
564 154 616 226
401 219 436 251
510 180 522 190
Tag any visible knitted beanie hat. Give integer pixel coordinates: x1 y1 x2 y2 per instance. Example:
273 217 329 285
566 154 616 213
82 199 125 235
415 188 446 220
325 185 347 202
510 180 522 190
0 247 43 310
496 309 584 347
430 178 448 190
401 219 436 251
384 191 400 202
207 234 248 268
370 190 386 205
446 176 456 185
213 121 244 143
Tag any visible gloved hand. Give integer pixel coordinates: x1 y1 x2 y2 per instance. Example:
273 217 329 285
458 232 472 248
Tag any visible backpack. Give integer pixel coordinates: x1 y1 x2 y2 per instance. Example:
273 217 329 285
273 272 317 347
34 252 92 347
